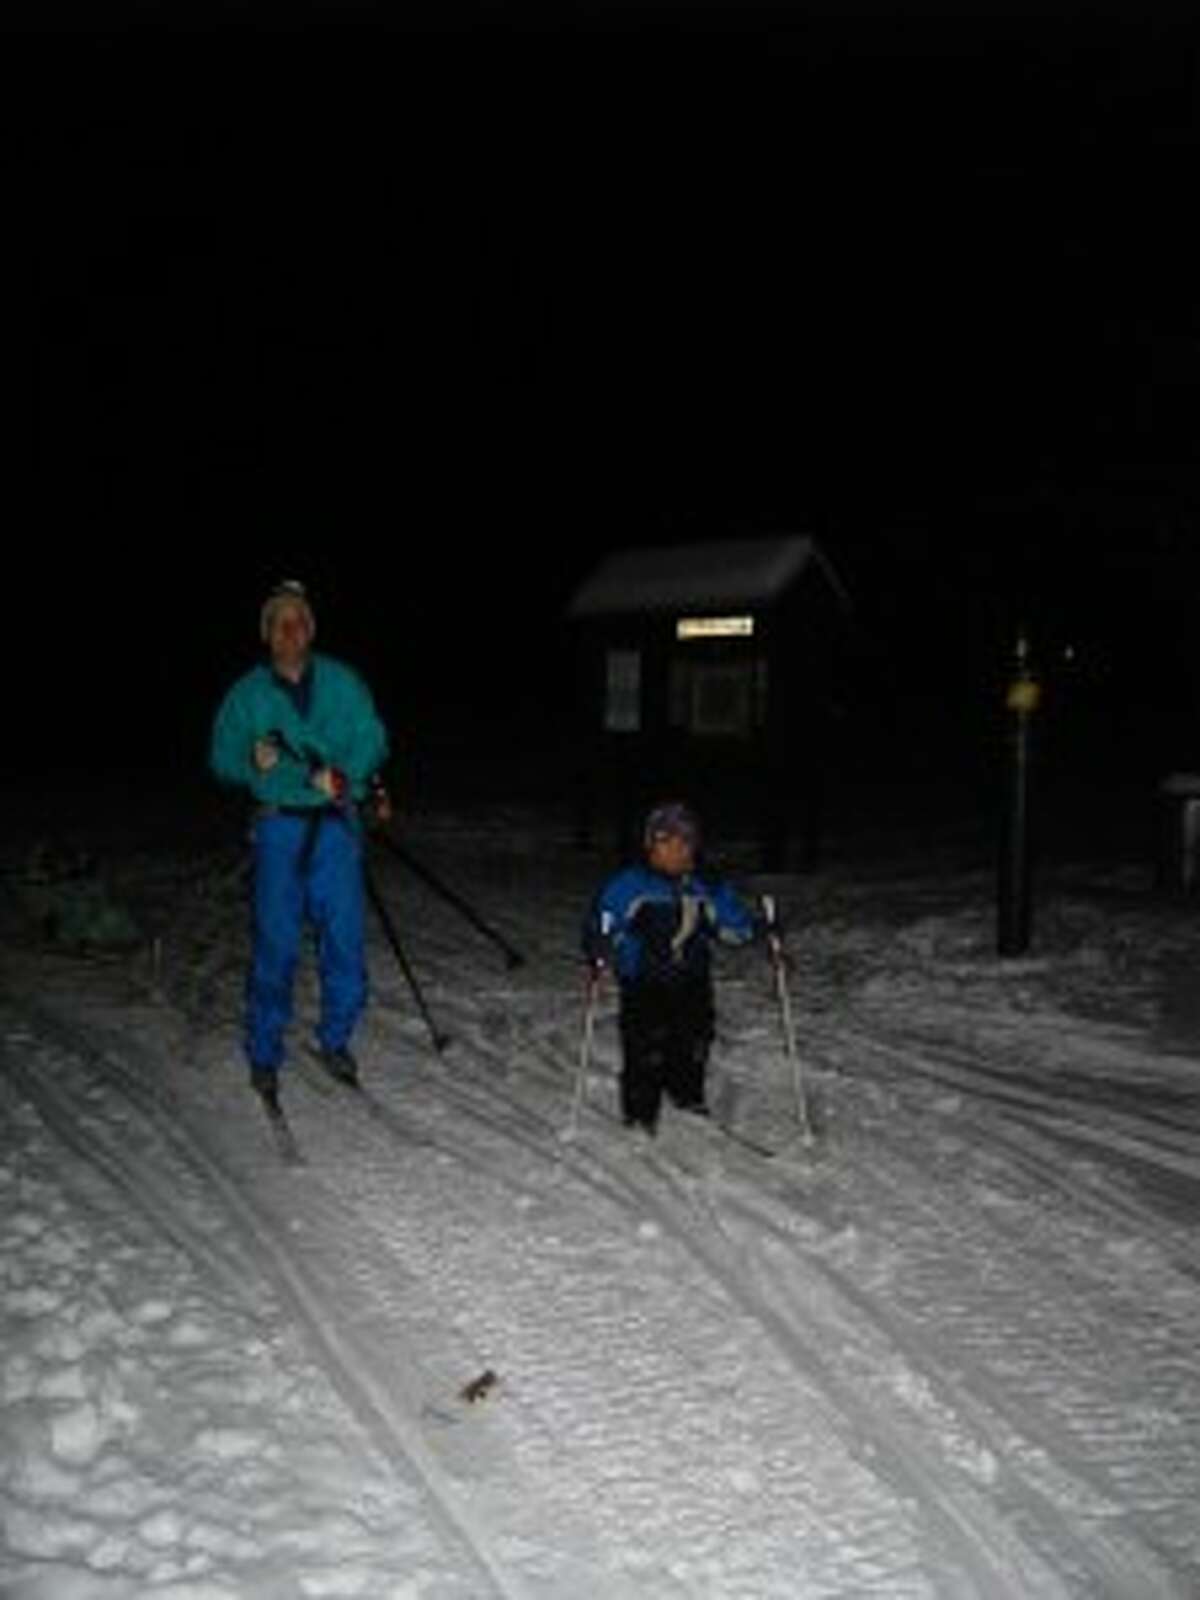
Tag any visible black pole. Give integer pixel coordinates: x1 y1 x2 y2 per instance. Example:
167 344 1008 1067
998 628 1040 956
363 862 451 1053
267 734 522 974
259 734 453 1047
371 830 525 970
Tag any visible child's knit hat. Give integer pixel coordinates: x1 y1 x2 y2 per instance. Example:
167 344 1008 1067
643 801 701 851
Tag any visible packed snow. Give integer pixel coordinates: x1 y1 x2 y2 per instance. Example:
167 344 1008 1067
3 797 1200 1599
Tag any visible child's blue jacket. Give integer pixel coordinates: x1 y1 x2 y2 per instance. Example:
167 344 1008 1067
210 653 388 807
583 863 758 985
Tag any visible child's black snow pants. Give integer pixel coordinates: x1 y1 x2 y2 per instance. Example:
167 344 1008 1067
618 975 715 1130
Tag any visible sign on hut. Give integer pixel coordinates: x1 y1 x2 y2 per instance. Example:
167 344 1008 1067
567 534 852 869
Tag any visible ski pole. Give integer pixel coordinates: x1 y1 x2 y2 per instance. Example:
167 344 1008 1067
565 967 600 1140
363 861 451 1054
260 731 334 874
268 736 523 969
371 828 525 971
261 733 450 1053
762 895 813 1145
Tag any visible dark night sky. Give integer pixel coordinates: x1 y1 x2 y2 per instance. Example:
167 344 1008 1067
5 0 1199 793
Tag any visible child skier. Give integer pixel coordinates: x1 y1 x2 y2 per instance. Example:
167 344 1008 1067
582 801 765 1136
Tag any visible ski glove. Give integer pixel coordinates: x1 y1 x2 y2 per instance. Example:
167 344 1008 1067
583 934 615 972
311 765 349 804
582 907 617 973
252 737 281 774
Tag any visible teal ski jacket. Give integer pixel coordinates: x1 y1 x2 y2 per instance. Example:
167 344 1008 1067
210 653 389 808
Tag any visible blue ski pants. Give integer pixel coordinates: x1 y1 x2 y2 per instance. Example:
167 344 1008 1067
246 810 368 1070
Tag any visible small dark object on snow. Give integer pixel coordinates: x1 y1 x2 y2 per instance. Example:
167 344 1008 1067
459 1370 500 1405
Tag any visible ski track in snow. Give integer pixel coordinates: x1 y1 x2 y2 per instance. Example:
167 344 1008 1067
2 819 1200 1597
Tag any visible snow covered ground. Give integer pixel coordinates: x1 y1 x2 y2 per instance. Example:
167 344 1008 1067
3 799 1200 1599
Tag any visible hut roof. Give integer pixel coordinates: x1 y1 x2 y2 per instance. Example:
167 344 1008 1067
567 534 849 617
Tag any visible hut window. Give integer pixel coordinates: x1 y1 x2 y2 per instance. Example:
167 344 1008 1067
604 649 642 732
691 662 753 736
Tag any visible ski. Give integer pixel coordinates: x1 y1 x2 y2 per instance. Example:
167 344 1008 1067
710 1120 783 1160
259 1093 304 1165
673 1098 816 1162
660 1114 779 1166
298 1049 363 1097
296 1065 438 1154
601 1106 782 1165
569 1089 786 1163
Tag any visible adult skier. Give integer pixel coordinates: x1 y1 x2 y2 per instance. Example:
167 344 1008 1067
210 580 389 1107
582 801 764 1136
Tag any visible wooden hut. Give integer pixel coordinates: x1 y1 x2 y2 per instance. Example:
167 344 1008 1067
567 534 852 868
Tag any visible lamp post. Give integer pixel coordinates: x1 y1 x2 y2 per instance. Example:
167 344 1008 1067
998 627 1040 956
